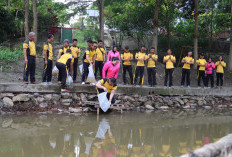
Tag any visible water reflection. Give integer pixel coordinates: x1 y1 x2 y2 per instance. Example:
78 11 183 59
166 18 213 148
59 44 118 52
0 110 232 157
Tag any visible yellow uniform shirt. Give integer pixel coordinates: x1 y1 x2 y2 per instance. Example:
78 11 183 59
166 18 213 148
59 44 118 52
135 52 147 66
96 47 105 61
43 42 53 60
215 61 226 73
84 49 96 63
23 40 36 56
70 46 80 58
147 54 158 68
196 59 207 71
182 56 194 69
100 79 117 93
57 53 74 65
59 47 70 56
164 55 176 69
121 52 133 66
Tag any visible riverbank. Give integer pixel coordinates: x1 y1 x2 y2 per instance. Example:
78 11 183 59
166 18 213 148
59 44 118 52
1 83 232 114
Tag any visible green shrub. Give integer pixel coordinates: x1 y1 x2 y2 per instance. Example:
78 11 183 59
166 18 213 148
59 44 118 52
0 46 23 62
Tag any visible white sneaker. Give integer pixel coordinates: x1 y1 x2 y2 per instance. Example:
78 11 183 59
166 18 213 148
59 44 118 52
47 82 52 85
82 82 85 85
187 85 191 88
41 82 47 85
181 85 184 88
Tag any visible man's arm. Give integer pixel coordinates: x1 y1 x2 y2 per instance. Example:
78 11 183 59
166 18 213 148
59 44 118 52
23 49 28 64
96 81 107 92
86 55 92 66
109 90 115 104
43 49 47 64
70 62 74 75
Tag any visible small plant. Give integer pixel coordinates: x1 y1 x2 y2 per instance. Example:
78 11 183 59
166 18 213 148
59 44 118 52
0 46 23 62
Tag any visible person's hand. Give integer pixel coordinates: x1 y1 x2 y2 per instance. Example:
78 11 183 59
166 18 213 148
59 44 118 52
103 87 107 92
45 60 48 65
90 63 93 67
169 56 171 59
108 100 112 105
25 58 28 64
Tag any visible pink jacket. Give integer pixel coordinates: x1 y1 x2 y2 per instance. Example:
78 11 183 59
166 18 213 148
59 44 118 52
102 61 119 79
206 62 215 74
107 50 121 69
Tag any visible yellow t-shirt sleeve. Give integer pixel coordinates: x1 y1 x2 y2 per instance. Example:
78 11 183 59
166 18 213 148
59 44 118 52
59 49 63 53
135 53 138 58
71 58 74 63
222 62 226 67
113 86 117 90
43 45 48 51
86 50 90 55
102 49 105 54
23 43 29 49
131 54 133 59
100 79 104 84
121 54 123 59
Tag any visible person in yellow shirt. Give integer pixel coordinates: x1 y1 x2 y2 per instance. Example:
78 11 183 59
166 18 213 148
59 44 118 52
134 46 147 87
57 39 70 59
181 51 194 88
215 56 226 88
42 34 54 85
56 49 74 92
23 32 39 84
147 47 158 87
121 46 133 85
163 49 176 88
82 42 97 84
196 53 207 88
95 40 105 79
70 39 80 83
96 78 117 105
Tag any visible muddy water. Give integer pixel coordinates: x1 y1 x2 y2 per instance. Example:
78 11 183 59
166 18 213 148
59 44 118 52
0 110 232 157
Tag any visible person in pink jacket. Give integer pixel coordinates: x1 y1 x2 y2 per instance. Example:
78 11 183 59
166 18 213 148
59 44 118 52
107 45 121 69
102 57 120 79
205 57 215 88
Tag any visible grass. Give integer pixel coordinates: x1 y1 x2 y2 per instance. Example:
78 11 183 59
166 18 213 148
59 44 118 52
0 46 23 62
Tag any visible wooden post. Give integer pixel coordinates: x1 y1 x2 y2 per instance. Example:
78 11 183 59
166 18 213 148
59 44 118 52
97 108 100 115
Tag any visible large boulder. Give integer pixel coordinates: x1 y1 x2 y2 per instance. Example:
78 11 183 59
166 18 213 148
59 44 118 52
39 103 48 108
122 96 135 102
80 93 87 102
12 94 30 102
61 93 71 99
69 107 82 113
145 104 154 110
44 94 53 101
139 96 148 102
51 94 61 101
3 97 14 107
1 93 14 98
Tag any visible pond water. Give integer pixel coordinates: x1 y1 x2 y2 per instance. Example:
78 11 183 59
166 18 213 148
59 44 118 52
0 110 232 157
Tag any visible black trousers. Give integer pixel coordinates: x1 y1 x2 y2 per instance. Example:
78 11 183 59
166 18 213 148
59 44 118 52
134 66 144 85
198 70 206 87
164 68 174 87
147 67 156 86
216 73 224 86
95 61 104 79
181 69 190 86
123 65 133 84
97 88 115 104
42 59 53 82
23 55 36 83
82 62 90 82
56 62 68 89
206 74 214 88
73 58 78 81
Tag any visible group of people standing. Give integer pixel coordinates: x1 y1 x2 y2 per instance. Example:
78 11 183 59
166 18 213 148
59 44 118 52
22 32 227 95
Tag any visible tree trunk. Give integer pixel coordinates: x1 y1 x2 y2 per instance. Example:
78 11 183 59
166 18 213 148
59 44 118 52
24 0 29 40
208 0 214 54
8 0 10 11
32 0 38 43
152 0 160 52
193 0 198 69
228 2 232 70
98 0 104 42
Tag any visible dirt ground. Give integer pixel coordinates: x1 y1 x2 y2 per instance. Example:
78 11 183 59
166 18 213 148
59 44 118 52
1 43 232 87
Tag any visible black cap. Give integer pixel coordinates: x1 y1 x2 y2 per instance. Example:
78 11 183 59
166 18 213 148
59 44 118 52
125 46 129 49
87 39 92 43
200 53 204 56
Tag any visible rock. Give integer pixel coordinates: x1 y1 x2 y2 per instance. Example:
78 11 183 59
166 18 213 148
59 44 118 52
37 97 45 103
73 93 80 101
80 93 87 102
224 97 230 101
1 93 14 98
69 107 82 113
182 105 191 109
62 103 71 106
122 96 135 102
167 100 173 106
39 103 48 108
157 98 163 103
115 100 122 104
61 93 71 99
51 94 61 101
33 93 40 97
198 100 203 106
44 94 53 101
145 104 154 110
61 99 72 103
204 106 212 109
87 95 97 101
2 119 13 128
176 98 184 105
160 106 169 110
183 99 188 103
139 96 148 102
3 97 14 107
13 94 30 102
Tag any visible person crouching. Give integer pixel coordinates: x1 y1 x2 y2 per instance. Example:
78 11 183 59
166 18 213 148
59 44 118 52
96 78 117 106
56 49 74 92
